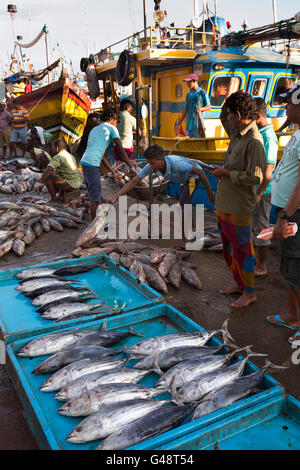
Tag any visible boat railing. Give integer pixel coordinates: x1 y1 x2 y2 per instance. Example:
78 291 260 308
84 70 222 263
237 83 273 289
92 25 215 65
256 39 300 58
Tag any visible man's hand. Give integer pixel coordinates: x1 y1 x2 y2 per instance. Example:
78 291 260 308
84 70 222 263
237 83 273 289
273 218 288 240
211 166 230 178
256 191 263 205
113 172 121 183
208 190 216 204
35 182 44 194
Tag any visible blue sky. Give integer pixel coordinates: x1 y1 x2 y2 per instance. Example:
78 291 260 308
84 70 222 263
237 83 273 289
0 0 299 75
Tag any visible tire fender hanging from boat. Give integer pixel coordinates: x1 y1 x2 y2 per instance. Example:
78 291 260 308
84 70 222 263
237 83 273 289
85 64 100 100
116 50 135 86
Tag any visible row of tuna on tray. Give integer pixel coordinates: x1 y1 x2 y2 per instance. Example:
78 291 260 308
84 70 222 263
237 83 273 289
16 306 283 450
15 264 114 322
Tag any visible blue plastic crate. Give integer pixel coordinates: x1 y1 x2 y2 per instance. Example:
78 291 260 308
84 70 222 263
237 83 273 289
0 255 162 344
6 303 283 450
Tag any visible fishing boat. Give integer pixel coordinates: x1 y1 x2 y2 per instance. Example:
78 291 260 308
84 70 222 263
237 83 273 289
15 77 91 152
80 0 300 205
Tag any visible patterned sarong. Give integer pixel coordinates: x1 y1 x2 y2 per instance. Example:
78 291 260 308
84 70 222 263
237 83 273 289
50 172 76 192
216 211 256 294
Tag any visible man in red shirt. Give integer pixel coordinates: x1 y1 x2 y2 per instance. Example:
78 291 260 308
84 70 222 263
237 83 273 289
25 79 33 93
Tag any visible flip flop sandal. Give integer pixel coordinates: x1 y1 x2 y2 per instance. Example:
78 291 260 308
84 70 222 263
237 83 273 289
288 329 300 346
266 315 298 330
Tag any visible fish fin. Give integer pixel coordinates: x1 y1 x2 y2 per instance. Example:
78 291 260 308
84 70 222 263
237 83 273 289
214 441 222 451
264 359 288 370
153 353 164 376
101 320 107 331
170 376 183 405
244 346 268 359
219 319 235 343
129 327 144 338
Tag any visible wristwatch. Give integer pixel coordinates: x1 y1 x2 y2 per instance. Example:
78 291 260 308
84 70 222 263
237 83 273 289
278 209 290 220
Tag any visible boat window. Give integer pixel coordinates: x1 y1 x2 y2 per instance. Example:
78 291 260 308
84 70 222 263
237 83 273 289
210 76 241 107
252 79 267 97
272 77 296 106
175 84 182 99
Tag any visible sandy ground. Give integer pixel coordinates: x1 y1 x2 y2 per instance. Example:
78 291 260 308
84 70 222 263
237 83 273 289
0 174 299 449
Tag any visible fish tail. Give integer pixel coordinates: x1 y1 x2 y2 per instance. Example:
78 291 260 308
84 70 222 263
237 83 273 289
245 345 268 359
219 319 235 343
153 353 164 376
170 375 182 405
264 359 288 370
101 320 107 331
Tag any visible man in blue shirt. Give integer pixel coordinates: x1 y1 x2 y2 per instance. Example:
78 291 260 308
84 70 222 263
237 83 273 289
81 108 134 219
176 74 211 138
110 144 215 248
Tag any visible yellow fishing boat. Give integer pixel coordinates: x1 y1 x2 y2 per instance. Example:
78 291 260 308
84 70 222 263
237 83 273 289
15 77 91 152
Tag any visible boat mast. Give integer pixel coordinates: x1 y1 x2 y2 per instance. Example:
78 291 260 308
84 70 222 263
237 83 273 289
143 0 147 39
272 0 278 23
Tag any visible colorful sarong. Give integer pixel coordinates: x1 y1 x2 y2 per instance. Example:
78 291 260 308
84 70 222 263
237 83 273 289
50 172 75 192
216 211 256 294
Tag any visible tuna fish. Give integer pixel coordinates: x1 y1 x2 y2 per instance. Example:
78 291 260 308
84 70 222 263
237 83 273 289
142 263 168 294
53 264 101 276
16 267 56 279
35 295 98 314
167 262 182 289
158 251 178 278
127 320 233 356
32 289 93 306
96 404 194 450
17 329 95 357
12 238 25 256
58 383 167 417
16 278 81 294
55 368 152 401
66 399 169 443
32 345 123 374
180 263 202 289
39 302 103 319
25 284 88 299
40 357 128 392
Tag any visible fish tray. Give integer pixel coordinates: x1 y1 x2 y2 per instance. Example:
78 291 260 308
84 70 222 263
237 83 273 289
6 303 283 450
144 392 300 451
0 255 162 344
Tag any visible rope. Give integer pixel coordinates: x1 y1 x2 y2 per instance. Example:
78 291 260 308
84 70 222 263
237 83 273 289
27 81 58 117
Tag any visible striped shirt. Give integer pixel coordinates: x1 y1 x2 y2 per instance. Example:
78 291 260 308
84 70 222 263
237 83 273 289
11 107 29 128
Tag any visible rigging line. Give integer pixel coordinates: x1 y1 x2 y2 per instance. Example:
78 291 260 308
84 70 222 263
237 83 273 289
129 0 137 34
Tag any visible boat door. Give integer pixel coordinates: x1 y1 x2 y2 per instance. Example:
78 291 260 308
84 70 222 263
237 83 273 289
246 73 273 100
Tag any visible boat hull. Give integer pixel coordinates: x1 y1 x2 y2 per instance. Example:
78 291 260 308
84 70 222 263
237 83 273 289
15 78 91 152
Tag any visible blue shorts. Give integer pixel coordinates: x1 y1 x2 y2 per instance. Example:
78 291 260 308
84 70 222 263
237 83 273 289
10 127 28 144
82 164 102 203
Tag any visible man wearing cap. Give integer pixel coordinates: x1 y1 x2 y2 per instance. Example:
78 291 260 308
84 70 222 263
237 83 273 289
176 74 211 138
0 101 12 160
265 81 300 345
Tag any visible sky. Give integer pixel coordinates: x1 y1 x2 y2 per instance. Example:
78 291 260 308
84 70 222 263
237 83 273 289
0 0 299 76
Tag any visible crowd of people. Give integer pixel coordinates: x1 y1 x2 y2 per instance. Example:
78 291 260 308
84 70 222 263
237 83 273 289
0 75 300 347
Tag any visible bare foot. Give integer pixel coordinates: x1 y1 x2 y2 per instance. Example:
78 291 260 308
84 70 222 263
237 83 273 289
231 292 256 308
219 284 243 295
48 198 59 204
255 264 268 276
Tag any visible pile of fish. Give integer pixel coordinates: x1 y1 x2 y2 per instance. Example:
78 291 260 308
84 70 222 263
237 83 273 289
73 235 202 294
16 319 282 450
0 201 85 258
113 161 168 201
15 264 113 322
0 156 37 172
0 169 44 195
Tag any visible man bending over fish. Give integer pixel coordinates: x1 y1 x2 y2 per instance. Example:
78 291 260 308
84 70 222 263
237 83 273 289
36 139 81 203
109 144 215 248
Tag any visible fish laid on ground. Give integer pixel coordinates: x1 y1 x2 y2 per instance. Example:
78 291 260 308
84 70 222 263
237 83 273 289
12 239 25 256
58 383 167 417
109 252 120 264
32 289 93 307
158 251 178 278
167 262 182 289
76 204 109 247
127 319 233 356
96 404 194 450
33 222 43 238
70 247 113 258
40 357 128 392
55 368 152 401
0 239 13 257
133 344 225 372
40 218 51 233
142 263 168 294
120 254 133 269
67 399 169 443
17 329 96 357
155 346 249 390
47 218 64 232
173 348 267 404
180 263 202 289
130 259 147 284
41 302 105 320
23 227 36 245
32 345 123 374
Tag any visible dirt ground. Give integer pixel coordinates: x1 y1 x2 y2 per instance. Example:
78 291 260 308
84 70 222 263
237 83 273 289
0 176 299 450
